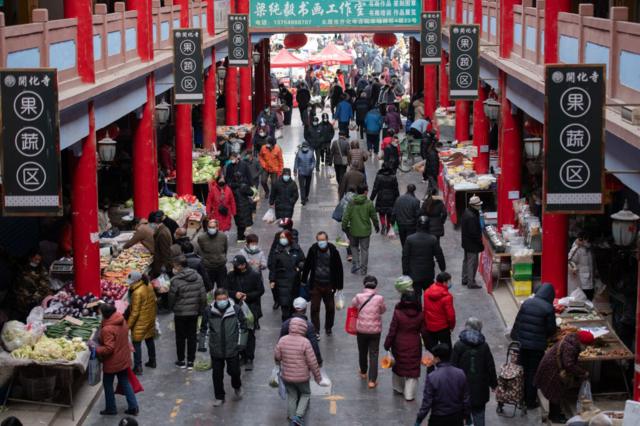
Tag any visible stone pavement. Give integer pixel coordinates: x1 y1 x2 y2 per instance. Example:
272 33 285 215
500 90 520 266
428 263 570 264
83 116 542 426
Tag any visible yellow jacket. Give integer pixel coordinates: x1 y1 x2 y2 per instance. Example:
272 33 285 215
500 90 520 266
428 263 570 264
127 281 157 341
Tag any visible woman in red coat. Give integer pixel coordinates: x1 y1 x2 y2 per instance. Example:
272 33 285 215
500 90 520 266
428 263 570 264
206 176 237 232
423 272 456 368
383 292 426 401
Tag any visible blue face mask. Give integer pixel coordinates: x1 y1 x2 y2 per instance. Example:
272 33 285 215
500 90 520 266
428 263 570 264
279 238 289 246
317 240 328 250
447 281 453 290
283 175 291 182
215 300 230 311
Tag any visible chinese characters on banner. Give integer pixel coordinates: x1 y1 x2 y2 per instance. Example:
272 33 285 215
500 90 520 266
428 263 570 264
0 69 61 216
420 12 441 65
544 65 605 214
173 29 204 103
250 0 421 29
228 14 249 66
449 24 480 100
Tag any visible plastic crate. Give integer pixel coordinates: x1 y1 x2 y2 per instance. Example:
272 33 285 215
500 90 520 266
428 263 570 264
512 263 533 281
513 279 533 297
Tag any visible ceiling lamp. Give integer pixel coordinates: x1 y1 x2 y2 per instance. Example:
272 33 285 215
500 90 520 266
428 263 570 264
483 98 501 122
610 202 639 247
155 99 171 125
523 137 542 159
97 132 117 164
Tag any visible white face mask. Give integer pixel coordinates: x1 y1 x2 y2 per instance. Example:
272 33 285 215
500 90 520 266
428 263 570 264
208 228 218 236
249 244 258 251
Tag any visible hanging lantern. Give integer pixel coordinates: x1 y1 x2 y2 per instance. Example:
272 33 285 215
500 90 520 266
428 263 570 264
610 202 640 247
373 33 397 48
283 34 308 50
523 137 542 159
524 118 543 137
155 99 171 125
483 98 501 121
97 132 117 164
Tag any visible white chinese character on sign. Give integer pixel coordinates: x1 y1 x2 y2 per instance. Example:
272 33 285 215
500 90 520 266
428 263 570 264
339 1 352 16
355 0 364 16
590 71 599 83
565 129 585 148
20 96 38 116
566 92 585 113
18 76 27 87
28 76 40 86
459 56 471 68
577 72 588 82
326 3 338 14
298 1 309 16
312 3 324 15
21 131 40 151
269 3 282 15
284 1 295 16
254 3 266 17
565 72 575 83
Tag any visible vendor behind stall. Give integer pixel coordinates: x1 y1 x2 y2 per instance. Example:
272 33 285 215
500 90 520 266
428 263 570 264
12 251 50 320
123 218 155 254
149 211 173 278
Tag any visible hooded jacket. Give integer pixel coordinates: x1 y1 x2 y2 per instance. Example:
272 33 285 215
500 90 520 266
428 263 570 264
96 312 132 374
184 252 213 291
383 301 426 378
510 284 557 351
403 230 446 286
452 329 498 408
208 299 247 359
319 121 335 145
370 168 400 214
335 99 353 123
364 109 383 134
269 176 299 219
127 281 157 342
342 194 379 238
294 147 316 177
226 268 265 319
461 207 484 253
274 318 322 384
259 144 284 175
304 124 324 149
168 268 207 317
383 105 402 133
280 313 323 366
351 288 386 334
423 283 456 332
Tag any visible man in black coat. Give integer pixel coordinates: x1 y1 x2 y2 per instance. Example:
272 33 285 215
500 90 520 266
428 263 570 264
460 195 484 289
510 283 557 409
319 113 335 165
392 184 421 246
296 83 311 126
302 232 344 337
226 255 265 371
269 168 299 220
304 117 325 171
402 216 446 303
278 84 294 125
224 152 252 186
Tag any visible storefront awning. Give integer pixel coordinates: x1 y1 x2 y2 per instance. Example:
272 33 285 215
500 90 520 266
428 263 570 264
271 49 309 68
309 43 353 66
605 132 640 196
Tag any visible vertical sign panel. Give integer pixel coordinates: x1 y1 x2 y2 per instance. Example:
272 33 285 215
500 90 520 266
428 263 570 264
449 24 480 100
228 14 249 66
421 12 441 65
1 69 61 216
544 64 605 214
173 29 204 103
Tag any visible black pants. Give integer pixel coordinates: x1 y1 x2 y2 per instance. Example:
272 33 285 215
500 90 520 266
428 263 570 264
175 315 198 363
298 174 312 202
299 107 308 126
335 164 347 185
398 224 417 246
211 356 242 401
310 284 335 333
271 286 279 304
242 329 256 361
357 333 381 382
428 412 464 426
425 328 452 373
206 265 227 290
338 121 350 135
237 226 246 241
366 133 380 154
281 304 292 322
519 348 544 407
358 123 365 139
314 147 324 169
284 109 292 125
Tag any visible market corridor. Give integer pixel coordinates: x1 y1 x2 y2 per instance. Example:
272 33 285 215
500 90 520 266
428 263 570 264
84 116 538 426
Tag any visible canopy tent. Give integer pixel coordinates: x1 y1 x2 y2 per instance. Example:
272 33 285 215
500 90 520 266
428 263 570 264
270 49 309 68
308 43 354 66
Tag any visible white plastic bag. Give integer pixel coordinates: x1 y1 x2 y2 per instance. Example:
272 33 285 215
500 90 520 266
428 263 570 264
269 366 280 388
262 208 276 224
576 380 593 414
387 224 397 239
327 166 335 179
152 273 171 294
154 318 162 338
26 306 46 339
335 291 345 311
1 321 37 352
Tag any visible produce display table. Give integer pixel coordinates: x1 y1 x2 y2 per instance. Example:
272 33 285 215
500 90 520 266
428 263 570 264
442 179 495 225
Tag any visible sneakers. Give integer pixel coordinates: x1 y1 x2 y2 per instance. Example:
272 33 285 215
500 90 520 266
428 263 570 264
145 360 156 368
368 381 377 389
245 360 254 371
212 399 224 407
360 268 368 276
351 265 360 274
315 333 321 341
346 255 352 262
291 415 304 426
99 410 117 416
468 283 482 289
233 387 244 401
358 371 367 379
187 362 194 370
237 239 246 244
124 408 139 416
133 366 143 376
175 361 186 369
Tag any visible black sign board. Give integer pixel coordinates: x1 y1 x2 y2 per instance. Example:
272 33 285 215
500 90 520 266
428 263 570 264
228 14 249 66
449 24 480 100
420 12 441 65
0 69 61 216
173 29 203 104
544 64 605 214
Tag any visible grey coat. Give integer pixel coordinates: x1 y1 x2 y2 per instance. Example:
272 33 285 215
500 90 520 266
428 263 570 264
208 300 247 359
168 268 207 317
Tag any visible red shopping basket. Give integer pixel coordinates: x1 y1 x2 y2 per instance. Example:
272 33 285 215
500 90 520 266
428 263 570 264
345 307 358 335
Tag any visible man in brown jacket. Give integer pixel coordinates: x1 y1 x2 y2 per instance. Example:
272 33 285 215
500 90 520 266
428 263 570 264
150 211 172 278
123 218 155 254
338 163 366 199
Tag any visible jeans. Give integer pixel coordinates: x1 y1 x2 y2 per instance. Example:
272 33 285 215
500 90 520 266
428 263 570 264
103 369 137 413
429 412 464 426
132 338 156 369
310 284 335 333
366 133 380 153
350 235 370 272
334 164 347 185
462 251 480 286
260 170 278 195
211 356 242 401
284 381 311 418
468 405 486 426
206 265 227 291
357 332 381 382
175 315 198 363
520 348 544 407
338 121 350 135
298 174 312 202
425 328 452 373
398 224 417 246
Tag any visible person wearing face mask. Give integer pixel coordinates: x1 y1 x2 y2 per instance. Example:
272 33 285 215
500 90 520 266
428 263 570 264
301 232 344 338
293 142 316 206
256 107 278 138
207 288 247 407
13 252 51 320
197 219 229 292
303 117 324 172
252 125 271 157
423 272 456 370
228 172 255 243
238 234 267 275
319 113 335 165
258 137 284 198
168 256 207 370
226 255 264 371
206 177 236 233
149 211 173 279
383 136 401 174
370 163 400 235
268 230 306 321
460 195 484 289
224 152 251 186
269 168 299 220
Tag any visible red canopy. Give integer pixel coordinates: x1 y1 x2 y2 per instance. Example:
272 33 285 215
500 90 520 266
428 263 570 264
309 43 354 66
270 49 308 68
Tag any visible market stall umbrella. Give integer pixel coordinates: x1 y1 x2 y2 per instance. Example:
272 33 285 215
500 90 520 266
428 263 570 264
270 49 309 68
308 43 354 66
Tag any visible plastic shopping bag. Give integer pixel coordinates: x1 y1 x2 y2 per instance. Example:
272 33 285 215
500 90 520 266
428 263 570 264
327 166 336 179
154 318 162 338
345 307 358 335
87 348 102 386
269 366 280 388
151 273 171 294
116 367 143 394
262 208 276 224
335 291 345 311
278 370 287 400
380 351 395 369
576 380 593 414
421 350 435 367
387 224 397 239
239 302 255 330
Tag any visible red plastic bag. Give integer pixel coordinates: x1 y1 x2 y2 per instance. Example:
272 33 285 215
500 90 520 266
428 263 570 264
116 367 144 395
345 307 358 335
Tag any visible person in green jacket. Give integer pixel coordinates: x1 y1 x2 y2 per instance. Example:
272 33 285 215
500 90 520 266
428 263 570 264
342 184 380 276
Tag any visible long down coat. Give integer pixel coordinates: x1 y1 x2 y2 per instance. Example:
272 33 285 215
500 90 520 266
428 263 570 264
383 300 426 378
127 281 157 341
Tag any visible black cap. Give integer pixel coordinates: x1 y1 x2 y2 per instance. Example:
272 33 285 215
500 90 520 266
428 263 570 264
232 255 247 266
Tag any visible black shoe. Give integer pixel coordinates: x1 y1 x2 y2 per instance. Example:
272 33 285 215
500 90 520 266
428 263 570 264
175 361 186 369
133 366 143 376
187 362 194 370
326 330 332 336
468 283 482 289
198 345 207 352
245 360 254 371
145 360 156 368
100 410 117 416
273 302 280 310
549 414 567 423
255 323 261 330
124 408 139 416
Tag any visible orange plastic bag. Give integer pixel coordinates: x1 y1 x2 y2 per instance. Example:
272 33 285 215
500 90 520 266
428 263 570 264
421 351 435 367
380 352 395 369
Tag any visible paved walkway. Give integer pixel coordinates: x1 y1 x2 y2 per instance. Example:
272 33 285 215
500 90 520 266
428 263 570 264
84 115 541 425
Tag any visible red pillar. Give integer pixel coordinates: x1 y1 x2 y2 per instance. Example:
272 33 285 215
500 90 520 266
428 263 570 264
264 39 271 107
226 66 239 125
541 0 571 298
202 0 216 149
454 0 470 141
176 0 193 195
423 0 437 119
64 0 94 83
254 40 266 117
439 51 449 108
237 0 252 124
472 84 490 173
635 242 640 401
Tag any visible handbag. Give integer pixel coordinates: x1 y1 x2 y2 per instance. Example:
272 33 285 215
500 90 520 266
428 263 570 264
115 367 144 394
344 294 375 335
87 348 101 386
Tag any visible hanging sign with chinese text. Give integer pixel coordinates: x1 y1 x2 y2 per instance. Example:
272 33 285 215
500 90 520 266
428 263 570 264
0 69 61 216
249 0 421 30
420 12 441 64
173 29 204 103
449 24 479 100
544 64 605 214
228 14 249 66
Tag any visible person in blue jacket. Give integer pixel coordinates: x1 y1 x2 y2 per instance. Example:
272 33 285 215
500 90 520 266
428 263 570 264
334 94 354 135
293 142 316 206
364 106 384 154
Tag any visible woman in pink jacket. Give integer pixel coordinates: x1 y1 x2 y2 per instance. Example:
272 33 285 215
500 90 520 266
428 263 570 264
351 275 387 388
274 317 323 425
